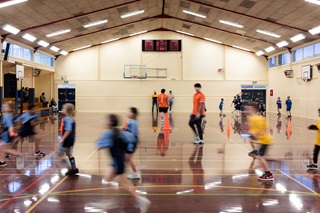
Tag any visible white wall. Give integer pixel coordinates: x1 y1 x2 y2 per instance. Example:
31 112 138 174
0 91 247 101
268 56 320 119
55 31 268 112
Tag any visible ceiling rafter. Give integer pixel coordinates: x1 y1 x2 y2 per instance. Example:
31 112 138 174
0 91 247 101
186 0 308 33
1 0 142 37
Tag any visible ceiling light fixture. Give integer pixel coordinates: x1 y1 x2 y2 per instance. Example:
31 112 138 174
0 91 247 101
46 29 71 37
256 29 281 38
73 45 92 51
308 25 320 35
219 20 243 28
60 50 68 56
50 46 60 52
176 30 194 36
0 0 28 9
2 24 20 34
121 10 144 18
290 33 306 42
305 0 320 5
255 51 264 56
37 40 49 47
265 46 275 53
84 19 108 28
129 30 147 36
101 38 120 44
204 37 222 44
182 10 206 18
276 41 289 48
232 45 250 51
22 33 36 42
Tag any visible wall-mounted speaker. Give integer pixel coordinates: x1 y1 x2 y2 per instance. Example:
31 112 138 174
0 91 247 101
3 43 10 61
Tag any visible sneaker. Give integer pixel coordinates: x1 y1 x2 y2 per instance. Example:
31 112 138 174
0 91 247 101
0 161 7 167
101 179 119 186
65 168 79 176
307 164 318 170
248 150 258 156
34 151 46 157
128 172 141 180
193 136 200 143
136 196 151 213
258 173 274 181
194 139 204 146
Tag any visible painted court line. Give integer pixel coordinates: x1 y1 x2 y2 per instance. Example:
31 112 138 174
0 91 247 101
25 176 68 213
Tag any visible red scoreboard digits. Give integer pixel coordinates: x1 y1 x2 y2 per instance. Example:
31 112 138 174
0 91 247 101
142 40 181 51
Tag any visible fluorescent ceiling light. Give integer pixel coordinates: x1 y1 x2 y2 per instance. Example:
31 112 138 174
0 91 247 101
290 33 306 42
232 45 250 51
37 40 49 47
0 0 28 8
204 37 222 44
121 10 144 18
308 25 320 35
276 40 289 48
2 24 20 34
84 19 108 28
255 51 264 56
182 10 206 18
60 50 68 56
219 20 243 28
305 0 320 5
46 29 71 37
265 46 275 53
256 29 281 38
129 30 147 36
176 30 194 36
22 33 36 42
50 46 60 52
73 45 91 51
101 38 119 44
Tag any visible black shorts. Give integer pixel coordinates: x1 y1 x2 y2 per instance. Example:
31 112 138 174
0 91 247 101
112 156 125 175
250 135 257 141
20 130 36 137
159 107 168 113
258 144 268 156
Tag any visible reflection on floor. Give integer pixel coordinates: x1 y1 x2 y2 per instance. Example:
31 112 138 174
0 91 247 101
0 112 319 213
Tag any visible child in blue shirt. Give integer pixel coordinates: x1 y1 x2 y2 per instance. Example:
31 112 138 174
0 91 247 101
219 98 226 117
122 107 140 180
276 97 282 117
0 103 22 167
285 96 292 118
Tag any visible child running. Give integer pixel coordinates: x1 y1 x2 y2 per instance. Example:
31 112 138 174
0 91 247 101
14 104 45 157
276 97 282 117
97 114 151 212
0 103 22 167
306 108 320 170
122 107 140 180
56 103 79 176
247 103 274 181
219 98 225 117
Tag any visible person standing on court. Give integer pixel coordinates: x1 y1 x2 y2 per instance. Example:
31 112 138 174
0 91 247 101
151 91 158 113
285 96 292 118
189 83 205 145
168 91 174 112
157 89 169 127
276 97 282 117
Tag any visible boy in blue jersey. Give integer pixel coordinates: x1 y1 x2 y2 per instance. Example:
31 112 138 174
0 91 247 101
276 97 282 117
285 96 292 118
14 104 45 157
56 103 79 176
219 98 226 117
0 103 22 167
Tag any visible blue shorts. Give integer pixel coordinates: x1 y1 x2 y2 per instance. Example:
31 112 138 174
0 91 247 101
219 106 223 111
286 107 291 111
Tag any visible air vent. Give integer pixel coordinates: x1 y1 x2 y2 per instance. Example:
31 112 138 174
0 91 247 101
198 6 210 15
179 1 191 9
182 24 191 29
239 0 256 9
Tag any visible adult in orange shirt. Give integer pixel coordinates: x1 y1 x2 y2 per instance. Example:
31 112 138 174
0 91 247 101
189 83 205 145
157 89 169 126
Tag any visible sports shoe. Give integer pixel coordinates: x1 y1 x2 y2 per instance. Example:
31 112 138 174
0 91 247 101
34 151 46 157
0 161 7 167
101 179 119 186
136 196 151 213
128 172 141 180
258 173 274 181
65 168 79 176
248 150 258 156
193 136 200 143
194 139 204 146
307 164 318 170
